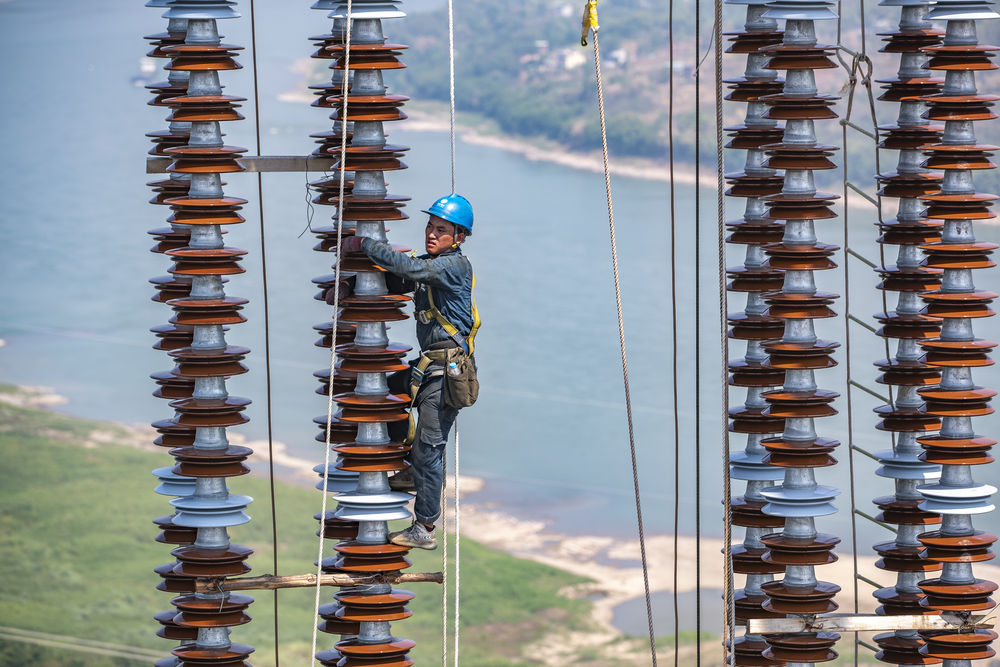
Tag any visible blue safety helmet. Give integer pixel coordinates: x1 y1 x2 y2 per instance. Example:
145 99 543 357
422 194 473 235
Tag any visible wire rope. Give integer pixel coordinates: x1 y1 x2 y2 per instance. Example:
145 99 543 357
582 6 659 663
246 1 281 661
711 0 735 659
693 0 703 656
310 2 353 663
667 0 681 659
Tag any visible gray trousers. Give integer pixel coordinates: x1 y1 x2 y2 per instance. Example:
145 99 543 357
410 374 458 525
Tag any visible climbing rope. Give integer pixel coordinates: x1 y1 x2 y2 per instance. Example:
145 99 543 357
712 0 735 660
310 1 353 663
580 3 658 664
247 0 281 660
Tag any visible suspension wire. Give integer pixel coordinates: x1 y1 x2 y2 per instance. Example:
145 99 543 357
443 0 459 662
310 2 353 663
668 0 681 657
836 0 881 660
712 0 735 659
247 1 280 661
447 0 456 193
693 0 703 655
580 4 658 663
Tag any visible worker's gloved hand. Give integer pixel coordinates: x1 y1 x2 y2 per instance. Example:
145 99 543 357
325 279 353 305
339 234 365 254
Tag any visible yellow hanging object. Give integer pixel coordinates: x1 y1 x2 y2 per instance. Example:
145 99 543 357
580 0 599 47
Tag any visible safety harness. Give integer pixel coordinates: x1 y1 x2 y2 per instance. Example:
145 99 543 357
403 271 480 444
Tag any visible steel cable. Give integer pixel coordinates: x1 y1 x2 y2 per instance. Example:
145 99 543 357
247 1 281 661
584 15 659 664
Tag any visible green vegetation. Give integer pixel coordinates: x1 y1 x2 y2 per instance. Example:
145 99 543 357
0 386 594 665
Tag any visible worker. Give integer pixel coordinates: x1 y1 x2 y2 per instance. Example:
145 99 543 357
333 193 480 550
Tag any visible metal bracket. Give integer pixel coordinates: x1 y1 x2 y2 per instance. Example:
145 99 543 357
194 571 444 593
146 155 337 174
748 612 997 634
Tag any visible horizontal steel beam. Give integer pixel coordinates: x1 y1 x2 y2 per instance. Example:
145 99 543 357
195 571 443 593
146 155 337 174
749 613 995 634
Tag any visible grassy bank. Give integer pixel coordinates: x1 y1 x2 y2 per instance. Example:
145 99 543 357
0 385 594 665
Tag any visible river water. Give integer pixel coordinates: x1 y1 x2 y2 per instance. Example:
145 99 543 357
3 0 1000 638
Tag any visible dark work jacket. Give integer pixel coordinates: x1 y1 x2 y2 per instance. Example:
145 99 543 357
360 238 475 353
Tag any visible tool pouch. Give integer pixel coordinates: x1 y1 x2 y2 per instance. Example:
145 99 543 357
443 346 479 408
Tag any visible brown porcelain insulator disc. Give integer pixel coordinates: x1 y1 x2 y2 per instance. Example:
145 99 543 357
151 274 194 302
919 629 997 661
168 209 244 229
155 561 198 593
918 529 997 563
169 345 250 379
170 445 253 477
879 27 945 51
728 362 786 388
171 592 254 628
166 244 248 276
877 170 944 196
164 144 248 171
335 589 415 623
153 418 197 448
168 297 248 327
918 434 996 465
328 41 407 64
921 148 997 171
762 243 839 273
732 497 786 529
873 495 943 527
920 294 997 321
312 320 358 349
877 124 943 148
315 510 359 541
763 338 840 368
334 638 416 666
922 99 999 124
150 227 194 254
312 416 358 445
873 312 942 341
169 395 251 425
922 196 997 221
730 416 787 435
726 222 785 245
918 385 996 419
726 81 788 104
317 602 362 636
326 550 412 575
735 590 787 623
874 366 941 391
728 314 786 342
154 609 199 641
873 631 941 665
146 28 188 54
326 93 409 117
725 174 785 199
761 145 839 169
147 128 192 155
148 177 192 204
335 406 409 424
761 583 841 614
172 642 254 666
163 42 244 69
917 577 998 611
760 40 838 63
728 268 786 293
920 338 997 367
761 533 841 567
921 242 997 271
725 29 784 53
873 586 936 617
921 43 1000 69
334 390 410 412
761 632 839 663
873 404 941 433
762 99 839 125
733 544 786 574
760 435 839 467
876 270 943 294
171 544 253 578
335 443 410 472
152 370 196 400
732 634 786 666
154 514 198 545
874 540 943 573
314 367 359 396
